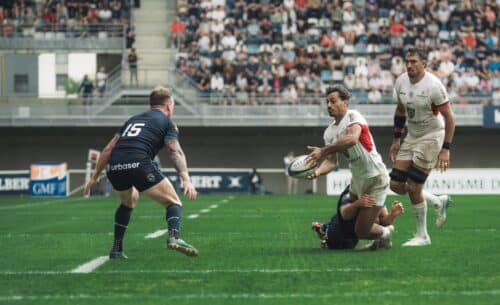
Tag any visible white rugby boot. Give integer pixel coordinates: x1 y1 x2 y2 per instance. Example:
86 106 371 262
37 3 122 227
436 195 453 228
402 234 431 247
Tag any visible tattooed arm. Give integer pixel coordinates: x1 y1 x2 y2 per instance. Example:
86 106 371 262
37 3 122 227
165 138 197 200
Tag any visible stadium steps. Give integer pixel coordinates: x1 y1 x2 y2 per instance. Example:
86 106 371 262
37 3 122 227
131 0 170 87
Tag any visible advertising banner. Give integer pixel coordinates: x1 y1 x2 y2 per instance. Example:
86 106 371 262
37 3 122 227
483 105 500 128
163 171 250 193
0 172 30 195
30 163 68 197
327 169 500 195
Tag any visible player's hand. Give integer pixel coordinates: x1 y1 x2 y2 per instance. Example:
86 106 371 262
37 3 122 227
182 180 197 200
83 176 98 197
437 149 450 172
389 141 401 163
356 194 376 208
305 169 320 180
306 146 322 166
390 201 404 217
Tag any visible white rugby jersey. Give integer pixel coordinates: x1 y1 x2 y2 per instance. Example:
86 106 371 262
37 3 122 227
323 109 387 179
393 72 449 138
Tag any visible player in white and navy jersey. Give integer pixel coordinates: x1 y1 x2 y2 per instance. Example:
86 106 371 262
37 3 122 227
306 85 394 247
84 86 198 258
390 48 456 246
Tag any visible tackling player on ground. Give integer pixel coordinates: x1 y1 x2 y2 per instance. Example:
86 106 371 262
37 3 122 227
306 85 394 248
390 48 455 246
312 185 404 250
84 86 198 258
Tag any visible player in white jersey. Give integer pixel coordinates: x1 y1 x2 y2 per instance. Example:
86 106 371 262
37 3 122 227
390 48 456 247
306 85 394 246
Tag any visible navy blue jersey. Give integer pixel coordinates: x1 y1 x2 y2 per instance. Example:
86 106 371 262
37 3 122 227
112 109 178 160
325 185 359 249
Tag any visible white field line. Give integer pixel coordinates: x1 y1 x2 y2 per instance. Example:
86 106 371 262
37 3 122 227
186 214 199 219
0 197 88 210
209 204 218 209
70 256 109 274
200 209 210 213
0 267 387 275
144 229 168 239
1 290 499 301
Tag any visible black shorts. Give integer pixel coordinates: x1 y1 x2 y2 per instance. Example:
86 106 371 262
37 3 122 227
325 215 359 250
106 157 164 192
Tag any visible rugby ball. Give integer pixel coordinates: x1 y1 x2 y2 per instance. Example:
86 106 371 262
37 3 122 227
287 155 317 178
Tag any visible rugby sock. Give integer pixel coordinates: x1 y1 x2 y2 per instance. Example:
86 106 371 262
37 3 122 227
412 202 428 238
112 204 133 252
380 226 391 240
166 204 182 239
423 190 441 209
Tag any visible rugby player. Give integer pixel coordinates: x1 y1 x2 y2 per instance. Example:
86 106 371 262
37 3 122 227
306 85 394 246
311 185 404 250
84 86 198 258
390 48 455 246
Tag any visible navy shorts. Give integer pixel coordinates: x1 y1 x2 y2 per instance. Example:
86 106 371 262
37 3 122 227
325 215 359 250
106 157 164 192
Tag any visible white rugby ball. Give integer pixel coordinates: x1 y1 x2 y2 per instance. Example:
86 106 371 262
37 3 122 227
287 155 316 178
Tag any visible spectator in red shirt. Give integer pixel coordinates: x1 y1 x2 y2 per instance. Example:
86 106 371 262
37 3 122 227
389 18 406 36
463 33 476 49
170 16 186 48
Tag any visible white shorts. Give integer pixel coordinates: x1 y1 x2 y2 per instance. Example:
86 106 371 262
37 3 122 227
350 174 389 207
397 130 445 170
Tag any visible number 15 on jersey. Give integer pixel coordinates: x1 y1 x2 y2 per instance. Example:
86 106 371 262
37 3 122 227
122 123 145 137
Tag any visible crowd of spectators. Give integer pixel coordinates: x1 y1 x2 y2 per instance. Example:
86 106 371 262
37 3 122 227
173 0 499 105
0 0 133 38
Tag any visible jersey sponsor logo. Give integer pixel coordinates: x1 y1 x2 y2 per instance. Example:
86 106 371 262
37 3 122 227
109 162 140 171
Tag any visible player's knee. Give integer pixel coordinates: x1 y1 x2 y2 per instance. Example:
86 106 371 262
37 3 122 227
389 169 408 194
389 181 406 195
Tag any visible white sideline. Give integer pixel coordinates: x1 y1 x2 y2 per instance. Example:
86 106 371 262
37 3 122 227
144 229 168 239
0 197 87 211
186 214 199 219
1 290 499 301
209 204 218 209
1 268 384 275
200 209 210 213
71 256 109 274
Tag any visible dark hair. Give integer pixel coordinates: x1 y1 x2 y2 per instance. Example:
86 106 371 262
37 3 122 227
149 86 172 106
405 47 427 61
326 84 351 101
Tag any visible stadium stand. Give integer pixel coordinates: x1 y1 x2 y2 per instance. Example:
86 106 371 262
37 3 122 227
0 0 130 38
173 0 499 105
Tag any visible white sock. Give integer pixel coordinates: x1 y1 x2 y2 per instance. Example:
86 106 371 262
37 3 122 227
412 202 428 238
380 226 391 240
423 190 441 210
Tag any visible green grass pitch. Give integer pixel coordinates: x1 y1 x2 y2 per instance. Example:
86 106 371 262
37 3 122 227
0 194 499 305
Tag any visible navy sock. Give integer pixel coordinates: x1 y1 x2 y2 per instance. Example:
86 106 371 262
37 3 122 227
112 204 133 252
166 204 182 239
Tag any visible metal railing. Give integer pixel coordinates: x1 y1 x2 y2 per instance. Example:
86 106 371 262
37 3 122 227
0 101 484 127
0 23 125 50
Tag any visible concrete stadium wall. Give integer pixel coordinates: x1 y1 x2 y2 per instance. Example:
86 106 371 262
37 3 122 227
0 126 498 194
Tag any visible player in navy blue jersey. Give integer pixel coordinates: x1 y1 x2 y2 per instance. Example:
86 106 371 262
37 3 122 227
84 86 198 258
312 185 404 250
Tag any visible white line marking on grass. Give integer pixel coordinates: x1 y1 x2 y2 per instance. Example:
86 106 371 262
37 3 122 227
71 256 109 274
145 229 168 239
209 204 218 209
1 290 499 301
200 209 210 213
187 214 199 219
0 197 87 210
1 268 384 275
